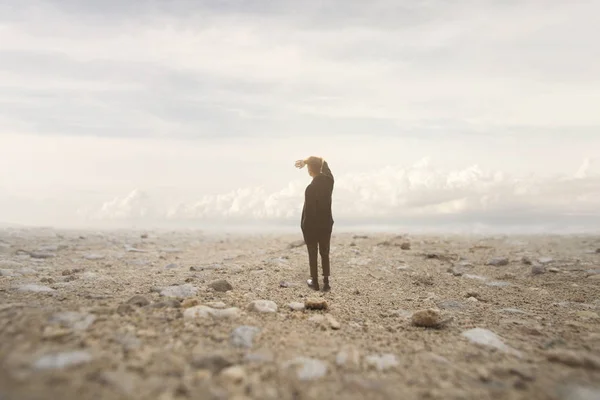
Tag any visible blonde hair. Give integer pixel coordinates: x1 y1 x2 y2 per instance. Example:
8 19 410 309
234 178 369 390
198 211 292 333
305 156 324 176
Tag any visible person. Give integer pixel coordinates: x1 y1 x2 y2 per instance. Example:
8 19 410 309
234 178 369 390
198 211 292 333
295 156 334 291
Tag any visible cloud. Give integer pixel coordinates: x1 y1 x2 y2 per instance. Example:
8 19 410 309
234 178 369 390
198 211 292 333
77 158 600 232
1 0 599 139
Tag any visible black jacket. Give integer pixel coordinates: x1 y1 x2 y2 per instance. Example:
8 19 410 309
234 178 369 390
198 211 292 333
301 161 334 238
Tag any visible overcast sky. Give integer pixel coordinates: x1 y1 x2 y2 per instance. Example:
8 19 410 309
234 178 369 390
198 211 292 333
1 0 599 232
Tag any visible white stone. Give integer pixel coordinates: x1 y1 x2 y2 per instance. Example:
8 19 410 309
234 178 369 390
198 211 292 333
247 300 278 313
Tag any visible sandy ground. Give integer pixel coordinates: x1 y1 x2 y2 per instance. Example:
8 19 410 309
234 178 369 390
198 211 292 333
0 228 599 400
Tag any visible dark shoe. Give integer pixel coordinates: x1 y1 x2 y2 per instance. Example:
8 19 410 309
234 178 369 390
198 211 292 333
307 278 320 291
322 277 331 292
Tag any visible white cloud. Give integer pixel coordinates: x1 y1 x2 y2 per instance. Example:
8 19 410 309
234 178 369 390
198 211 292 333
74 158 600 233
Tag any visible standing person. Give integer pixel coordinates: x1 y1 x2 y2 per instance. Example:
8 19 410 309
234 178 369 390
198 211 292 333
294 156 334 291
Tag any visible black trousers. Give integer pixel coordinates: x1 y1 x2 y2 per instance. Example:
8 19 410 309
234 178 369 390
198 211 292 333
305 231 332 279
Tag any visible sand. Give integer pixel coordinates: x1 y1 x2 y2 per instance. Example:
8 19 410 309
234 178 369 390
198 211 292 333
0 228 599 400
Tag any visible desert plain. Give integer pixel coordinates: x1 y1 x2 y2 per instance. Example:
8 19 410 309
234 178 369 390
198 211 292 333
0 228 599 400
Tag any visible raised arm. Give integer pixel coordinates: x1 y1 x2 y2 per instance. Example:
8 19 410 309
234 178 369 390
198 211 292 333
320 160 334 182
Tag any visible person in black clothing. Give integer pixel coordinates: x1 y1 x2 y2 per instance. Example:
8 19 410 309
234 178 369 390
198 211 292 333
295 156 334 291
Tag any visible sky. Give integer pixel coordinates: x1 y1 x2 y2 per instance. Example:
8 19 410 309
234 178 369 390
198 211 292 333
1 0 599 233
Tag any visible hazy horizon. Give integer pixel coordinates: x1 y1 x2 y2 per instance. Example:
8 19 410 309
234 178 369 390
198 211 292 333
1 1 599 234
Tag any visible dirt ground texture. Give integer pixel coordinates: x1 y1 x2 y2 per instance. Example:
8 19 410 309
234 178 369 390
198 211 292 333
1 228 599 400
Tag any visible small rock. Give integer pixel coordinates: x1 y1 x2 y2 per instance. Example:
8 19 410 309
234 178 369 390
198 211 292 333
326 314 341 330
231 326 261 348
411 308 448 328
209 279 233 292
289 302 305 311
191 354 232 373
305 299 328 310
467 296 479 303
538 257 554 265
283 357 328 381
127 295 150 307
29 252 56 259
365 354 399 371
336 346 361 369
160 284 198 298
220 366 247 385
548 268 560 273
531 265 546 275
164 263 178 269
117 303 135 315
487 257 509 266
184 305 240 320
461 328 521 357
33 350 92 370
547 350 600 370
400 242 411 250
84 254 105 260
17 284 55 293
181 299 200 308
247 300 278 313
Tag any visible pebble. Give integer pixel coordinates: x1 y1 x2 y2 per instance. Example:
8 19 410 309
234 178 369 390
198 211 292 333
365 354 399 371
461 328 521 357
326 314 341 330
288 302 305 311
400 242 411 250
467 296 479 302
160 284 198 298
305 299 328 310
29 252 56 259
538 257 554 264
219 366 247 385
547 350 600 370
209 279 233 292
84 254 105 260
184 306 241 320
487 257 509 266
336 346 361 369
247 300 278 313
181 299 200 308
33 350 93 370
231 326 261 348
531 265 546 275
283 357 328 381
548 268 560 273
17 284 55 293
411 309 447 328
164 263 178 269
